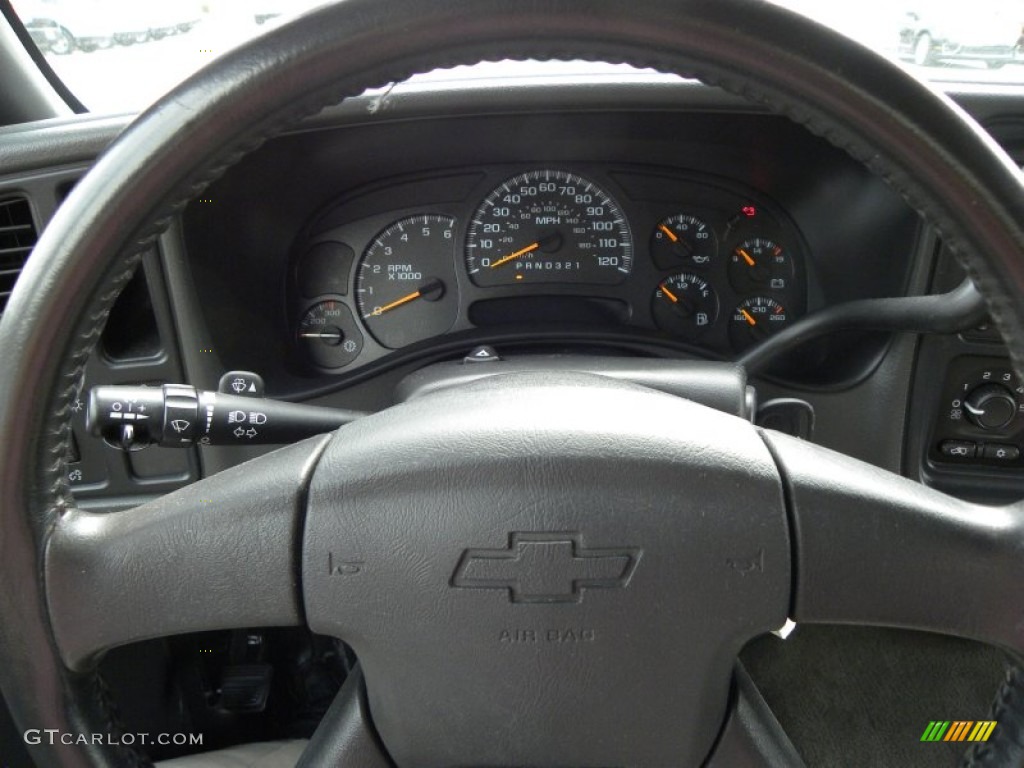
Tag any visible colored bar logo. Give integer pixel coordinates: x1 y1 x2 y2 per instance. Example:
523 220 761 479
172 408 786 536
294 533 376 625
921 721 997 742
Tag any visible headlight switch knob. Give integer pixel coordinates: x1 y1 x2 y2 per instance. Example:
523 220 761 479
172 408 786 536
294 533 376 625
963 383 1018 431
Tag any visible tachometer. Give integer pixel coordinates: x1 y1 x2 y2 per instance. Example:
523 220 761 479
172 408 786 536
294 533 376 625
356 214 459 349
465 170 632 286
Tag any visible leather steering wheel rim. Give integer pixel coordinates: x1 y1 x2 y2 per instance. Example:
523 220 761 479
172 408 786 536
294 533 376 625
3 0 1024 765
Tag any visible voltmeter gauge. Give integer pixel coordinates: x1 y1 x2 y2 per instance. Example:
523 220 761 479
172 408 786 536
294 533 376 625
729 296 790 352
652 273 719 339
297 300 363 369
650 214 717 270
728 238 794 294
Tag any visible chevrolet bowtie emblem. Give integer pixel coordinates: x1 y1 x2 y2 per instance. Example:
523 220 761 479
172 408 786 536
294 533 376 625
451 532 641 603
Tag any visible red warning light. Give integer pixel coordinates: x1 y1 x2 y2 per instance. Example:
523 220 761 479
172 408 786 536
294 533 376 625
741 205 757 218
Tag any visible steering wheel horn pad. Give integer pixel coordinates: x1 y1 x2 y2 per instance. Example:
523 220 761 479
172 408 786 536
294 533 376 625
303 373 789 766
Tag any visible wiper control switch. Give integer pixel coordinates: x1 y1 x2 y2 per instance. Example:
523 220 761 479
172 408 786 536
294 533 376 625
87 383 364 449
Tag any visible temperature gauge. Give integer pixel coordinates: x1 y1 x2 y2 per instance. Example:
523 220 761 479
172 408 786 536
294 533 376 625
650 214 717 270
297 300 363 369
729 296 790 352
652 273 719 339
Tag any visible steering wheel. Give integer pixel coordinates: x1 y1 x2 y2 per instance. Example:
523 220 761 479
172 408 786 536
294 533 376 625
3 0 1024 765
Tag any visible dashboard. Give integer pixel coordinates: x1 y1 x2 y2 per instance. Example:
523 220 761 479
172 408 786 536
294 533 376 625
18 75 1021 509
9 77 1024 504
289 165 807 372
180 104 922 397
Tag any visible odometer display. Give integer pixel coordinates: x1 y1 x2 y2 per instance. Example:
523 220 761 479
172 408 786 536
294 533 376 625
465 170 633 286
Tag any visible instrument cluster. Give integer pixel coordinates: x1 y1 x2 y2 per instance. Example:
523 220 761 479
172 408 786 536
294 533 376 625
289 166 808 373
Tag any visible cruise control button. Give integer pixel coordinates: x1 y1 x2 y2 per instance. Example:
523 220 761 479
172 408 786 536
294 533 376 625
940 440 976 459
982 443 1020 461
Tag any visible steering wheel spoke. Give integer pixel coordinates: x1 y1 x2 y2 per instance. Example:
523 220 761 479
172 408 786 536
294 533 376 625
295 668 393 768
45 436 330 672
704 664 807 768
762 431 1024 652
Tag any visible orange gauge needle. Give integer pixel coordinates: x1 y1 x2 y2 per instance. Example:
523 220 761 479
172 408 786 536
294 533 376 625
365 278 444 319
367 289 422 317
658 224 679 243
489 241 541 269
660 283 680 303
740 309 757 327
737 248 756 267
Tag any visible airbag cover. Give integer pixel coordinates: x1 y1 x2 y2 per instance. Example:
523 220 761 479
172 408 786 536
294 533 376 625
303 372 789 767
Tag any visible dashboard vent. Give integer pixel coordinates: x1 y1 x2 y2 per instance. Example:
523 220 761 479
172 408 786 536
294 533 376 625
0 197 38 315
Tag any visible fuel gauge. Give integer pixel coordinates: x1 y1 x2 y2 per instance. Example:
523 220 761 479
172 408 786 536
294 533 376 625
650 214 717 270
652 273 719 339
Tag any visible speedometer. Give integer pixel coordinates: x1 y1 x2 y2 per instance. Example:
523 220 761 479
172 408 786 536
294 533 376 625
465 170 632 286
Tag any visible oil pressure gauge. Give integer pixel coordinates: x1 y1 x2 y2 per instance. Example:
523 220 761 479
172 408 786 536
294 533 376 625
650 214 717 270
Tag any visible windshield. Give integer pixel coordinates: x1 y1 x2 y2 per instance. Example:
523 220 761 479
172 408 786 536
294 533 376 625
9 0 1024 112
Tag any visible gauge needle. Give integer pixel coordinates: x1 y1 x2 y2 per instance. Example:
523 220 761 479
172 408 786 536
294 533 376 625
368 289 422 317
365 278 444 318
658 224 678 243
659 283 680 303
489 233 562 270
738 248 756 267
489 241 541 269
299 332 343 339
740 309 757 327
